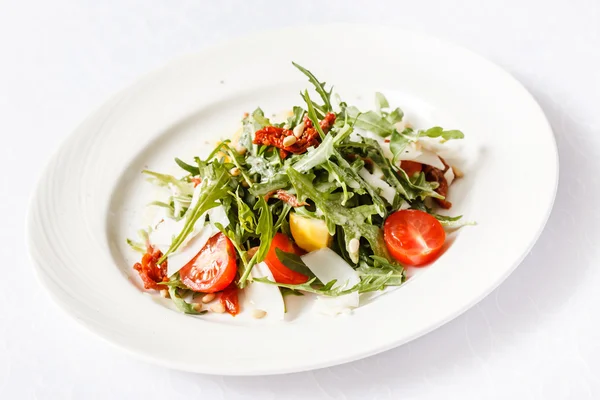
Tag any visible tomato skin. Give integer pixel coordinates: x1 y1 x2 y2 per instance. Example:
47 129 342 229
263 233 309 284
383 210 446 266
179 233 237 293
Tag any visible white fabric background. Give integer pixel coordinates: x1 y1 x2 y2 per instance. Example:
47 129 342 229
2 0 599 398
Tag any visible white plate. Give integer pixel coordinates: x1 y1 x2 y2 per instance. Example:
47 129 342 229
27 24 558 375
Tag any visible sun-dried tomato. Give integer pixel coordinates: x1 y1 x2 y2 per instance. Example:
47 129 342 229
252 112 336 157
274 190 308 207
400 161 423 177
190 177 202 187
423 158 452 209
220 284 239 316
133 246 169 290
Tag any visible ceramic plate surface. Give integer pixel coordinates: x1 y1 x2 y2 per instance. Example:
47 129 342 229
27 24 558 375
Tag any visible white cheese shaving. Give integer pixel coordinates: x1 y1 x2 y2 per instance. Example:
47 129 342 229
243 262 285 320
358 167 396 204
444 167 455 186
207 204 229 228
301 248 361 316
398 142 445 169
166 224 218 277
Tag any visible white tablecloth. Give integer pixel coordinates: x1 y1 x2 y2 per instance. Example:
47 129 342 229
2 1 599 398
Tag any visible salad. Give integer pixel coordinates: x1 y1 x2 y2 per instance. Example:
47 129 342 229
128 62 469 318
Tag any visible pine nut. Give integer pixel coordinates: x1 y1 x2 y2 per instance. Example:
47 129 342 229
293 121 305 138
246 246 259 260
348 238 360 254
192 303 203 312
282 135 297 147
210 303 226 313
230 167 241 177
160 289 170 299
201 293 216 303
252 309 267 319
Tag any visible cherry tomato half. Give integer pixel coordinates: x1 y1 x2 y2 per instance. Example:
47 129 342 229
383 210 446 266
264 233 309 284
179 233 237 293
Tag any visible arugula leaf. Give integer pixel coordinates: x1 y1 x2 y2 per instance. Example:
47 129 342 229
163 274 207 314
287 106 305 129
301 90 326 139
232 188 256 233
346 106 394 137
275 248 318 280
375 92 389 113
287 168 389 262
240 115 258 156
421 127 464 140
292 62 332 112
142 170 194 197
389 128 414 162
280 287 304 297
332 150 386 217
254 263 401 296
238 197 273 288
248 173 290 196
273 203 292 232
432 214 476 229
126 227 152 253
292 133 335 173
158 165 231 263
385 108 404 125
358 255 405 287
252 108 271 128
254 277 348 297
147 201 176 219
175 158 200 175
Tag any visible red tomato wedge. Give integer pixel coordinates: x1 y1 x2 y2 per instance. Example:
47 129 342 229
383 210 446 266
263 233 309 284
179 233 237 293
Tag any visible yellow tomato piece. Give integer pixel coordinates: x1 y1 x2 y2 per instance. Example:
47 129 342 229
289 213 332 252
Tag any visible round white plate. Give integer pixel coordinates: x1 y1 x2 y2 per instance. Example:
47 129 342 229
27 24 558 375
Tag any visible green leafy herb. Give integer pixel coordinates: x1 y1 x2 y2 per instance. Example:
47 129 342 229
421 127 464 141
275 248 318 280
158 165 231 263
175 158 200 175
375 92 389 112
239 197 273 287
287 106 305 129
292 62 332 113
301 90 326 139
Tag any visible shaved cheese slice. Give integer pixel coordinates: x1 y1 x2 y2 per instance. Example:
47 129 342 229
166 224 218 277
397 143 445 170
359 167 396 204
149 217 184 250
444 167 455 186
243 262 285 320
207 204 230 228
301 248 361 316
